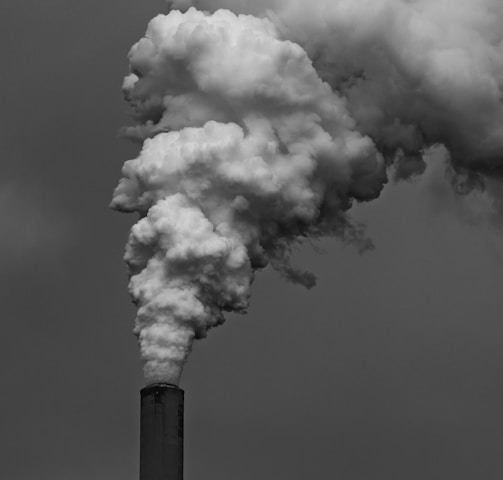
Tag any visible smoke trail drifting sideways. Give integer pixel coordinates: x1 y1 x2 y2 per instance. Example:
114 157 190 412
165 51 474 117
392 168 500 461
169 0 503 182
112 8 386 385
276 0 503 181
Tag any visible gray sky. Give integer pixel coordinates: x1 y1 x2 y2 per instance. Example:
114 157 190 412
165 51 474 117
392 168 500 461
2 1 503 479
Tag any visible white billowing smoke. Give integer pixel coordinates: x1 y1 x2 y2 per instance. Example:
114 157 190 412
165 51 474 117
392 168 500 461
112 7 385 384
113 1 503 385
167 0 503 179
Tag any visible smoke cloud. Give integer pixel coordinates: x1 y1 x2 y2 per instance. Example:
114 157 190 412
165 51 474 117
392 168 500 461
113 1 503 384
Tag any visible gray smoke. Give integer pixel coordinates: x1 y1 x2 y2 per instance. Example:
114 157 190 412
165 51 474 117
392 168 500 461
113 1 503 384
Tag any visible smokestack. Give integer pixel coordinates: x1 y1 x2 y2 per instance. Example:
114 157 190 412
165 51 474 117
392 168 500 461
140 383 184 480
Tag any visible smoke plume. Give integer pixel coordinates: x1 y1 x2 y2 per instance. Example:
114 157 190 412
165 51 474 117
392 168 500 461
113 1 503 385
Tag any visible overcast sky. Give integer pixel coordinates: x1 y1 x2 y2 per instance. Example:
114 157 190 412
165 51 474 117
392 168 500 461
2 1 503 480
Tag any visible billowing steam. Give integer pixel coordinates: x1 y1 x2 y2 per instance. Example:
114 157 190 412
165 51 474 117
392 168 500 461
113 1 503 385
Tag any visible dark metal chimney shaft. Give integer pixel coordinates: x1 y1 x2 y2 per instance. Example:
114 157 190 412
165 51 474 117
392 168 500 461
140 383 184 480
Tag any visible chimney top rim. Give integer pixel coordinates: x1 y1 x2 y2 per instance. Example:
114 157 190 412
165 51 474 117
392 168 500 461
141 382 183 394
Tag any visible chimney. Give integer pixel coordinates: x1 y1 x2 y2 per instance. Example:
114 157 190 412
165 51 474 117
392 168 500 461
140 383 184 480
